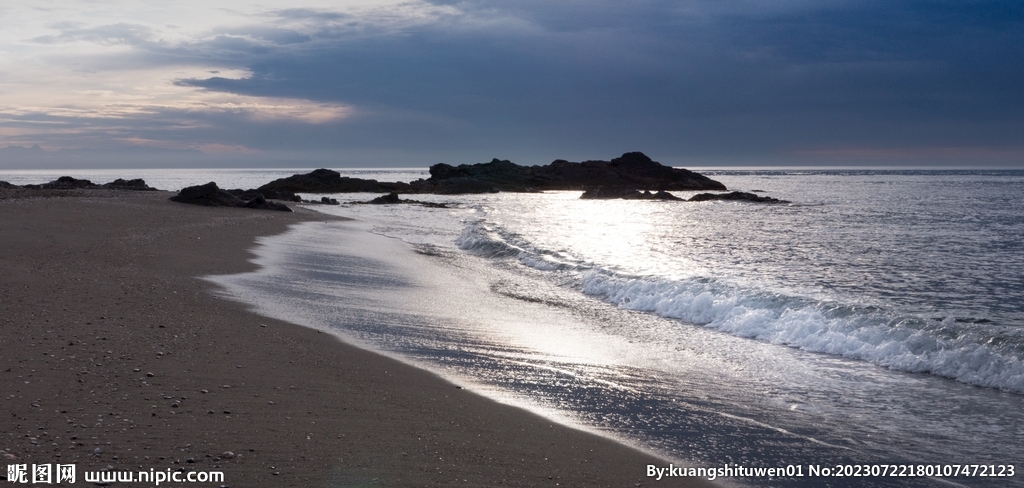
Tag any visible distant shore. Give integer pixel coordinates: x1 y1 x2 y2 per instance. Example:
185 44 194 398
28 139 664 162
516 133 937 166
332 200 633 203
0 189 714 487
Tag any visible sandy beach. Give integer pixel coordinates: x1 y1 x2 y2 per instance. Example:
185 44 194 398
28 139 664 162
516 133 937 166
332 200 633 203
0 189 713 487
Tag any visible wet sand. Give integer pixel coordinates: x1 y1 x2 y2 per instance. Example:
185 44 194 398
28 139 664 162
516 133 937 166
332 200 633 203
0 189 713 487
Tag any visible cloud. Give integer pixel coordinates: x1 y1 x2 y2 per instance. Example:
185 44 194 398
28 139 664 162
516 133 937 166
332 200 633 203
30 22 154 46
0 0 1022 166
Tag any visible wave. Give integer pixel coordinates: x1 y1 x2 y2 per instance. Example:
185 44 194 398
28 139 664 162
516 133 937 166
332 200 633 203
582 272 1024 393
456 220 1024 394
456 220 581 271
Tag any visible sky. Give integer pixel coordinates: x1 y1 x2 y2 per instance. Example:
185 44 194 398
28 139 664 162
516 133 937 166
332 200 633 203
1 0 1022 168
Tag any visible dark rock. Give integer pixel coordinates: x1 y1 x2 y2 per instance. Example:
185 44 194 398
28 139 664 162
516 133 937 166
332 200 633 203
415 176 500 194
101 178 157 191
368 192 401 204
170 182 292 211
0 180 16 189
170 182 239 207
417 152 726 194
650 190 685 201
23 176 101 190
255 152 725 196
226 188 297 202
580 187 685 201
243 194 293 212
359 192 448 208
225 189 261 200
258 168 412 195
260 188 298 201
418 159 520 193
688 191 789 204
580 186 642 199
320 196 339 205
19 177 157 191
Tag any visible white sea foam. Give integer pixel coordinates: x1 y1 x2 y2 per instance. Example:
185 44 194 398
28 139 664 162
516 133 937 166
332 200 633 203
456 220 582 271
456 218 1024 394
582 271 1024 393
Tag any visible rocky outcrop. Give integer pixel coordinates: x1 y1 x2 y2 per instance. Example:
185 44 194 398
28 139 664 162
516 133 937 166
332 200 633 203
257 169 412 196
688 191 789 204
23 176 101 190
417 152 726 194
102 178 157 191
255 152 726 195
0 181 16 189
19 177 157 191
579 187 684 201
170 182 292 211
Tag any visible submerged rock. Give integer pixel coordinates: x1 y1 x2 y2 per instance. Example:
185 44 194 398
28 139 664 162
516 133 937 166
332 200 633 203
170 182 292 211
579 186 642 199
580 187 684 200
688 191 789 204
360 192 448 208
368 192 401 204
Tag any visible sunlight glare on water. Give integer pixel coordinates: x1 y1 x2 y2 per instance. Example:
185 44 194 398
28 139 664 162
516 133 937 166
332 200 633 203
197 168 1024 488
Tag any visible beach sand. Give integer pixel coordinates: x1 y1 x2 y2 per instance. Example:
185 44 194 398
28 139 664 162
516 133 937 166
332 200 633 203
1 189 713 487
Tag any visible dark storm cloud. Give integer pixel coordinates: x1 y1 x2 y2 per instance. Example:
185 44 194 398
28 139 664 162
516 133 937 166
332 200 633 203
161 0 1024 165
6 1 1021 167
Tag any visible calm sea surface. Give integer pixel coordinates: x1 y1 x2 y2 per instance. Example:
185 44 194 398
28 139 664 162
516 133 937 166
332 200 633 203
7 168 1023 487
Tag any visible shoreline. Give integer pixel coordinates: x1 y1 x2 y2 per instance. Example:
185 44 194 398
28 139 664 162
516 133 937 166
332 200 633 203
0 190 714 487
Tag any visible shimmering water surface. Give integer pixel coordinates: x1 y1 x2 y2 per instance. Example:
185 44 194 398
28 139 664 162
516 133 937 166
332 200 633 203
230 169 1023 488
9 168 1021 487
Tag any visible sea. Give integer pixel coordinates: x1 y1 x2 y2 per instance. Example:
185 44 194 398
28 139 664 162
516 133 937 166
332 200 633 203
4 167 1023 487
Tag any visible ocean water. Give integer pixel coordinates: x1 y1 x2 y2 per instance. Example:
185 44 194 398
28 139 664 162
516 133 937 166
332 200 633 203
7 168 1021 486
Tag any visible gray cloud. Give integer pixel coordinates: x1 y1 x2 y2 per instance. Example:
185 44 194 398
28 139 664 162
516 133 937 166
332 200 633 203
7 0 1024 166
31 22 155 46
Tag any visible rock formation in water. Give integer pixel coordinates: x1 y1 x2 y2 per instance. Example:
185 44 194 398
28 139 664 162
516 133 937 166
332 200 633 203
169 182 292 211
359 192 448 208
579 187 788 203
688 191 789 204
417 152 726 194
256 152 727 195
579 187 685 200
257 168 412 196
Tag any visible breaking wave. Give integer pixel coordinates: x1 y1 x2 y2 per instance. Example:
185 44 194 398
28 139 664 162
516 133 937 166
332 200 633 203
457 219 1024 394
